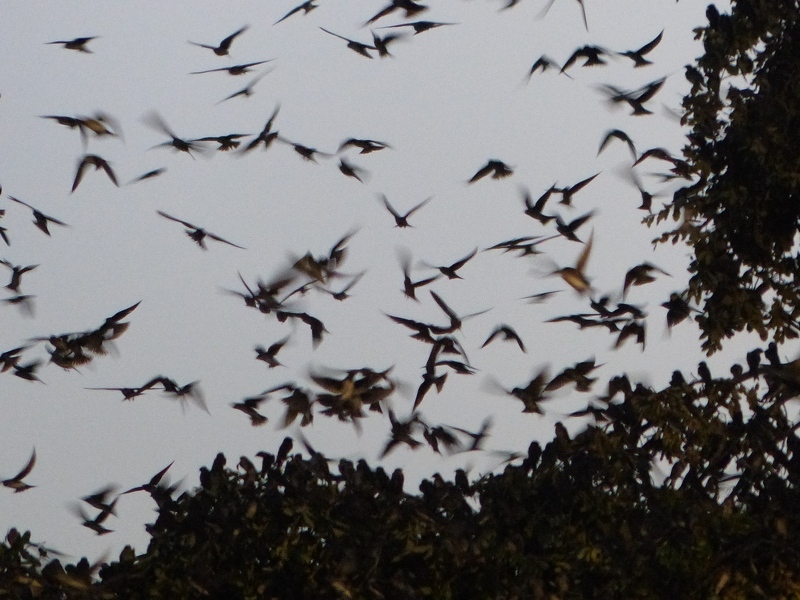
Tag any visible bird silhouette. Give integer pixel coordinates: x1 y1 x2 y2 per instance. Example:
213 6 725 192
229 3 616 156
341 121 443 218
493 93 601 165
551 231 593 294
555 211 594 243
126 168 166 185
371 31 404 57
157 211 245 249
522 186 556 224
190 60 274 75
320 28 376 58
0 210 8 246
468 159 513 183
188 26 249 56
0 259 37 293
274 1 318 25
216 73 269 104
72 154 119 192
366 0 428 25
381 195 430 227
527 55 561 79
597 129 637 159
556 173 599 205
539 0 588 30
2 449 36 492
243 105 281 152
397 248 439 301
232 394 270 426
617 30 663 67
482 325 526 352
46 36 98 52
255 336 290 368
427 248 477 279
194 134 249 151
8 196 68 235
560 45 608 72
338 138 391 154
277 137 332 162
378 21 455 35
622 262 670 298
338 159 369 183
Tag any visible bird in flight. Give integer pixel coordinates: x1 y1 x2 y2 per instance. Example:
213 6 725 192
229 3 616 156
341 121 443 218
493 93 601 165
337 138 391 154
320 28 376 58
72 154 119 192
156 211 246 250
427 248 478 280
46 36 98 52
597 129 637 159
143 112 205 158
552 231 594 295
378 21 455 35
539 0 588 31
617 30 663 67
255 337 290 368
7 196 68 235
0 260 37 293
482 325 526 352
127 168 166 185
2 449 36 492
380 195 430 228
468 159 513 183
190 59 274 75
188 26 249 56
216 72 269 104
274 1 318 25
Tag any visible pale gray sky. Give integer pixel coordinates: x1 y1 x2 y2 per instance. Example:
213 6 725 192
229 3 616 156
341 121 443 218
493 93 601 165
1 0 729 560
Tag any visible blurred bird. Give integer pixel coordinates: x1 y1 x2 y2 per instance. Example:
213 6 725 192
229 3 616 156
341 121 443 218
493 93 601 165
126 168 166 185
72 154 119 192
157 211 245 249
216 73 268 104
551 231 593 294
190 60 274 75
338 138 391 154
46 36 98 52
275 1 318 24
338 159 369 183
243 105 281 152
617 30 663 67
381 195 430 227
427 248 477 279
2 449 36 492
0 260 37 293
378 21 455 35
555 211 594 243
561 45 608 72
8 196 68 235
539 0 588 30
468 159 513 183
598 129 637 159
143 112 205 158
522 186 556 224
556 173 599 205
527 55 561 79
482 325 526 352
320 28 376 58
366 0 428 25
622 262 670 298
255 337 290 368
188 26 249 56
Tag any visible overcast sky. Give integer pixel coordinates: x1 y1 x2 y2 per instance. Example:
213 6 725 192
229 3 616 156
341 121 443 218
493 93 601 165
1 0 729 560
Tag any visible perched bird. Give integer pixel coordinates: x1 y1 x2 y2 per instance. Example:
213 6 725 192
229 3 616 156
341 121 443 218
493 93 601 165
255 337 290 368
617 30 663 67
71 154 119 192
188 26 249 56
190 60 274 75
156 211 245 249
8 196 68 235
2 449 36 492
274 1 318 25
482 325 526 352
46 36 98 52
468 159 513 183
380 195 430 227
320 28 376 58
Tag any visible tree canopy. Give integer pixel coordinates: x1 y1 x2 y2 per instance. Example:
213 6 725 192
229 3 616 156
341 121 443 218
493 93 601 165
4 0 800 598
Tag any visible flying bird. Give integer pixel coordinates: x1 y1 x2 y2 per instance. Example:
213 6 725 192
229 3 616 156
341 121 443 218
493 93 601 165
555 211 594 243
482 325 526 352
380 195 430 227
551 231 594 294
527 55 561 79
255 337 290 368
522 186 556 224
190 59 274 75
377 21 455 35
598 129 637 159
243 105 281 152
427 248 478 279
126 168 166 185
365 0 428 25
617 30 663 67
622 262 671 298
8 196 68 235
194 134 248 151
156 211 246 249
72 154 119 192
398 248 439 300
338 159 369 183
274 1 318 25
320 28 376 58
143 112 205 158
560 45 608 72
555 173 599 205
46 36 98 52
188 26 249 56
2 449 36 492
539 0 588 30
468 159 513 183
216 73 269 104
0 260 37 293
337 138 391 154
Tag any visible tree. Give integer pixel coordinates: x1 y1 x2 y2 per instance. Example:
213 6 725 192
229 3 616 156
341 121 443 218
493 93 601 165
5 0 800 598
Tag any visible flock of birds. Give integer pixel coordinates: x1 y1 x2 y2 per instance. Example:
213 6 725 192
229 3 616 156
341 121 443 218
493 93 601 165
2 0 699 543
